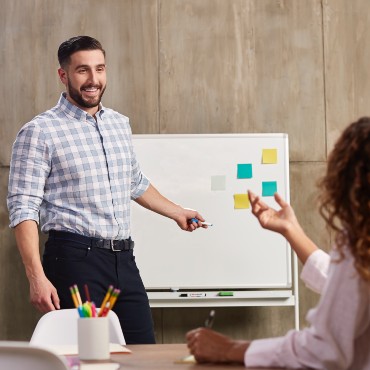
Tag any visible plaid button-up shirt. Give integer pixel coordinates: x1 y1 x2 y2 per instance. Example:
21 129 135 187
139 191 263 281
7 93 150 239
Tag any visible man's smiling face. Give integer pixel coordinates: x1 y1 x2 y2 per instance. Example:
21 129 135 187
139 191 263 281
58 49 107 115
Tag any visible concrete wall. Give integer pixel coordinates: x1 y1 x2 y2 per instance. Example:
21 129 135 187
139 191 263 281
1 0 369 342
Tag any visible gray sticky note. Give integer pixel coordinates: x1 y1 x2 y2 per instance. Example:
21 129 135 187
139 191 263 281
211 175 226 191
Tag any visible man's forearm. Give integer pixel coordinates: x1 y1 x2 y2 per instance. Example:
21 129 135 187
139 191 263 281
14 220 45 280
14 220 60 312
134 184 182 219
134 183 204 232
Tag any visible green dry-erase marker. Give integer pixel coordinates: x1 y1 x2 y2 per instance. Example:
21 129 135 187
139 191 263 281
218 291 234 296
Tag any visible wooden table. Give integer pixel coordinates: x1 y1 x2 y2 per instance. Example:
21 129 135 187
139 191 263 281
109 343 285 369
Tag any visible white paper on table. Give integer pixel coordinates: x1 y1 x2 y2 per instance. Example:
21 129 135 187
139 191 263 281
31 342 131 356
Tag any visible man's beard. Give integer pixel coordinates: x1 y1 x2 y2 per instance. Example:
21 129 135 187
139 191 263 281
67 79 106 109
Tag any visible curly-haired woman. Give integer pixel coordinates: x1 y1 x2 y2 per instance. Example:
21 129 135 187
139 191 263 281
186 117 370 370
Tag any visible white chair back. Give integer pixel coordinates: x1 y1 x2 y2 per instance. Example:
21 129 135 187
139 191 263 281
30 308 125 346
0 341 69 370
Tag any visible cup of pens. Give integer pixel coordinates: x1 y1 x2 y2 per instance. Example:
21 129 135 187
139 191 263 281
78 316 109 360
70 284 120 361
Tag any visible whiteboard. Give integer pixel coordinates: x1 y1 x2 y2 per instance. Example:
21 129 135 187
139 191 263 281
131 134 291 290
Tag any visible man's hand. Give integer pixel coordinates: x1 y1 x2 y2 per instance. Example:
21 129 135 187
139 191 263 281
14 220 61 312
29 275 60 313
174 208 206 232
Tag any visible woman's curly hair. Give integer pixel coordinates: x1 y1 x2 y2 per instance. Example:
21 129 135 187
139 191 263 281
318 117 370 282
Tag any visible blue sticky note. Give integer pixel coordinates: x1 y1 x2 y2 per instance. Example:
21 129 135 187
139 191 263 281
237 164 252 179
262 181 277 196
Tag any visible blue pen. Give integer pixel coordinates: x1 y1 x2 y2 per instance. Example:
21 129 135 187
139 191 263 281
77 305 85 318
190 218 213 226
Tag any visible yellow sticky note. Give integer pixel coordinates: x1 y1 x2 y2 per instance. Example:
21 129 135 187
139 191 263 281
234 194 250 209
262 149 277 164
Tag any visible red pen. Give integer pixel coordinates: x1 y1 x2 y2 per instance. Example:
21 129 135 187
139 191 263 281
84 284 91 302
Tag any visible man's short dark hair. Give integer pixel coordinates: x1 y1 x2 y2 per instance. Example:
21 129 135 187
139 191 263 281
58 36 105 68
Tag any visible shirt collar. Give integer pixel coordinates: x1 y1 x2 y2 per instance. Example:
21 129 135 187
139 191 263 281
58 92 106 121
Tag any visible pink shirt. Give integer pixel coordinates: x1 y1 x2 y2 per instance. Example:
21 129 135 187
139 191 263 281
300 249 330 294
245 249 370 369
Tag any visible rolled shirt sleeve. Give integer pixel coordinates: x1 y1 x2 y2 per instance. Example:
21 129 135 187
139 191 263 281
300 249 330 294
129 148 150 199
7 123 50 228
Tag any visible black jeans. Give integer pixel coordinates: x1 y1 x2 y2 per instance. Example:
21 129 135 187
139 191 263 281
42 231 155 344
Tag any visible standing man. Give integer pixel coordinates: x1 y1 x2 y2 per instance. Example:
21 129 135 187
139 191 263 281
7 36 205 344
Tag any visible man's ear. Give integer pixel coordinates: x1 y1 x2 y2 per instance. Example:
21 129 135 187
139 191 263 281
58 68 67 85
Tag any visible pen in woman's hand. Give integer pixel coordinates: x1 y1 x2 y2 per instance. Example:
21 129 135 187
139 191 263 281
204 309 216 328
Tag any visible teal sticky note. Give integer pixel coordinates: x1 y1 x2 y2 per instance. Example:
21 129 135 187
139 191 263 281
262 181 277 196
237 164 252 179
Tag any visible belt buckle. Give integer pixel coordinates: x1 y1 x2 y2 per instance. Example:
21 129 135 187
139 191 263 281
110 240 122 252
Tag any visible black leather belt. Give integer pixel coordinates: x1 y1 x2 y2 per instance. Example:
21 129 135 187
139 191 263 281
93 238 134 252
48 230 134 252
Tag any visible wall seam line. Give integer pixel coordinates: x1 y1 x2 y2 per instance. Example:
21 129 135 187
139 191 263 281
321 0 328 159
